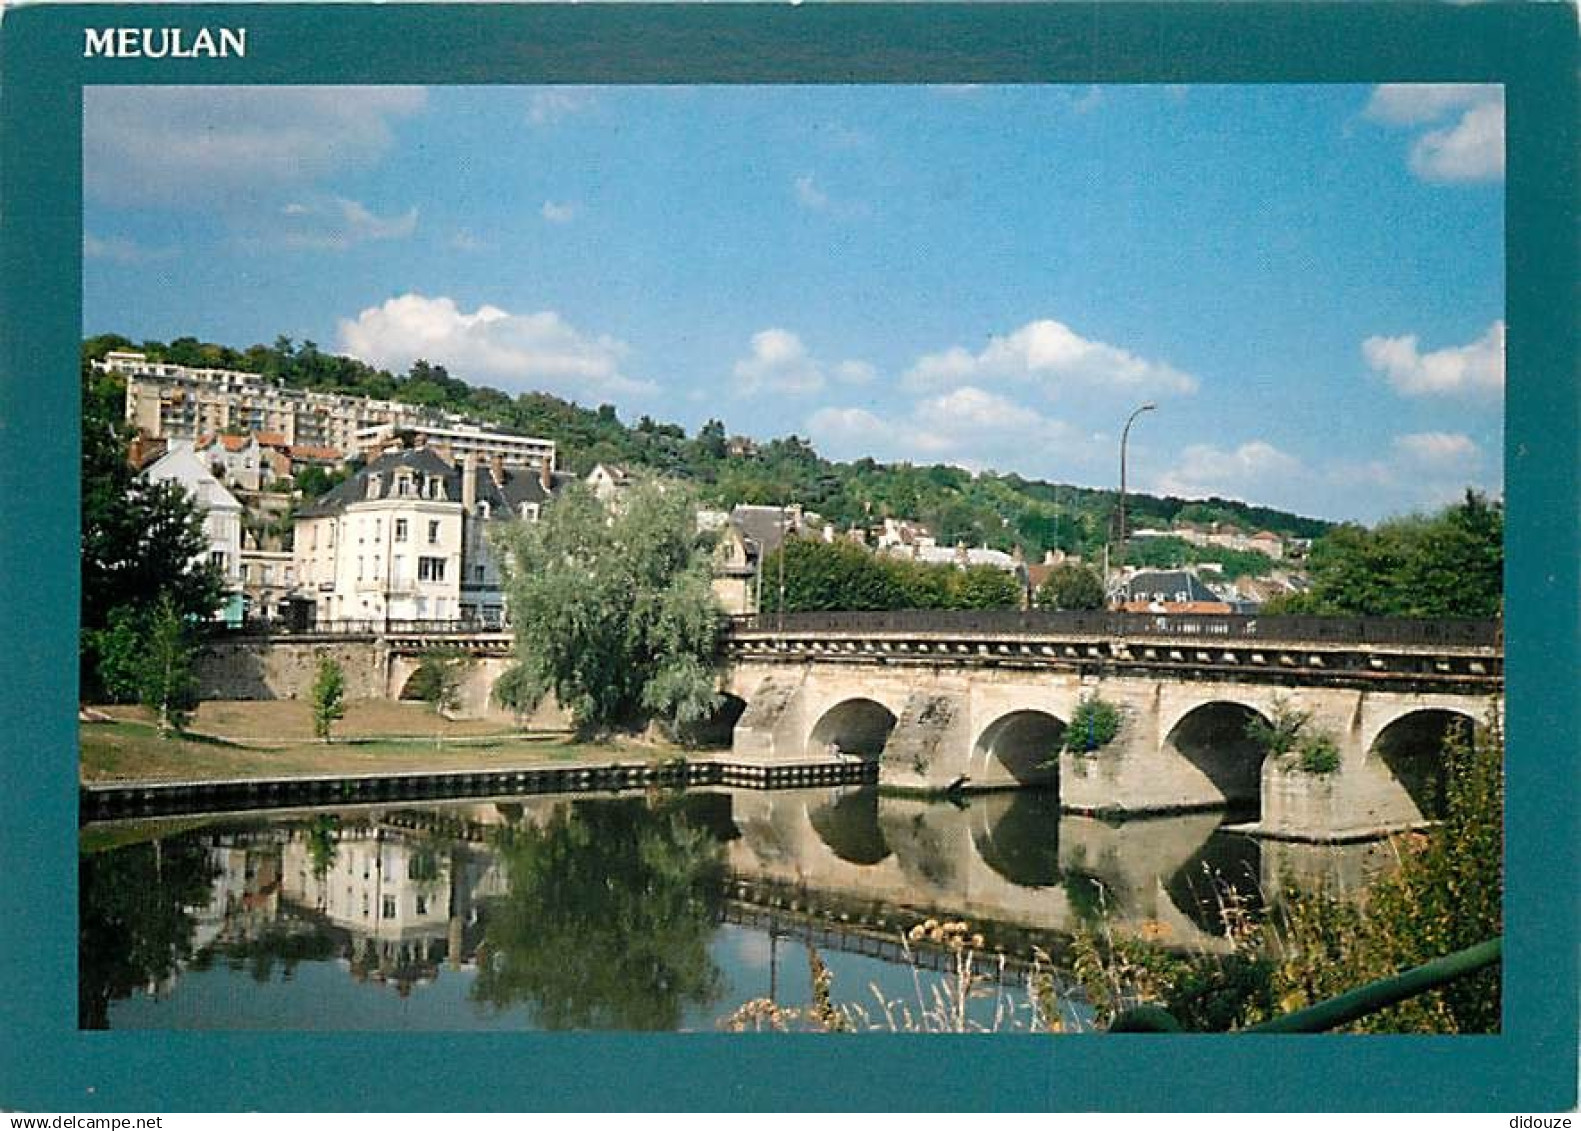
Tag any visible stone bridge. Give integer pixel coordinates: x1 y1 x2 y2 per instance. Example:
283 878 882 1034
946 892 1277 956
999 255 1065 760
196 611 1502 840
719 611 1502 841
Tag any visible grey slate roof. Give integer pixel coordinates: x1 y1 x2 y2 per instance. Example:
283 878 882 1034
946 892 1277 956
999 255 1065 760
298 447 566 518
1119 569 1223 604
730 505 796 559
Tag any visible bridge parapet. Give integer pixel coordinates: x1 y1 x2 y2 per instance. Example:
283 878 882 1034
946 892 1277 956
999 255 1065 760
724 612 1501 693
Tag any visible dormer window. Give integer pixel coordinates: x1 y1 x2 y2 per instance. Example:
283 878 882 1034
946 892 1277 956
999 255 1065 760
477 501 491 519
365 473 382 500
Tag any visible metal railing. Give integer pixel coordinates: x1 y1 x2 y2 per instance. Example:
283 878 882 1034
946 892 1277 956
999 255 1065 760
210 617 509 638
728 610 1501 648
1108 937 1502 1033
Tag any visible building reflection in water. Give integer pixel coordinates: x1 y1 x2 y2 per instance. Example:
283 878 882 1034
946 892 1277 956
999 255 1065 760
80 786 1400 1028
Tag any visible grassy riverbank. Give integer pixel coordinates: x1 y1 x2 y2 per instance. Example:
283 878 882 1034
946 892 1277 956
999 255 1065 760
79 700 649 783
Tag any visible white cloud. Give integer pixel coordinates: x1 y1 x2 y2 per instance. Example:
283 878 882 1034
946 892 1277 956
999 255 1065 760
1363 320 1505 397
905 318 1198 396
792 173 867 219
273 197 418 251
1410 99 1505 182
83 232 171 264
1393 431 1480 467
84 86 426 206
834 360 877 385
1155 441 1304 501
526 89 596 127
337 293 652 401
1365 84 1504 183
449 229 487 253
794 175 830 212
541 200 578 224
809 386 1083 470
1364 84 1494 126
731 329 873 397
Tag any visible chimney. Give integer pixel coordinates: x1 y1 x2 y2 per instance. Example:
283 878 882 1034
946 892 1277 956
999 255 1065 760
462 452 477 512
539 455 553 492
490 454 505 488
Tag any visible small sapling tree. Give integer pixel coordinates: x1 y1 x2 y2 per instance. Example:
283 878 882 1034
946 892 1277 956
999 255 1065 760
311 656 347 743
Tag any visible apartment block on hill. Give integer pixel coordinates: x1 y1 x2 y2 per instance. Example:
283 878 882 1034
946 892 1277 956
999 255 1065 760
99 351 554 469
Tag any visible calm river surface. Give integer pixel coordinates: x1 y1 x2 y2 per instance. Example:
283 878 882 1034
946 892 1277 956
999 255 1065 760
80 786 1396 1031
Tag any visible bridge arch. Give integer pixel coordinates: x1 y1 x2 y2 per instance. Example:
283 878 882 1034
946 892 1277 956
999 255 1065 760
971 709 1065 790
807 788 890 866
676 691 749 748
969 790 1063 887
1162 700 1272 815
1366 707 1476 821
807 698 899 761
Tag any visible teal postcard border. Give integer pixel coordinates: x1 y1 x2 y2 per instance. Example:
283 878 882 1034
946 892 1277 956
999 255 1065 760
1 1 1575 1112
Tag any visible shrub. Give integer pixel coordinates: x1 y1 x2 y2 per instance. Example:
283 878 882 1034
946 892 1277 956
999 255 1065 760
1062 695 1122 754
1296 732 1341 775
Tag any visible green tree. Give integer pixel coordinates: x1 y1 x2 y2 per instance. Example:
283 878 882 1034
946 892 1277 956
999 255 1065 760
310 657 347 742
142 597 202 737
80 361 222 697
492 481 723 735
95 596 202 736
948 563 1024 609
1036 564 1107 611
761 539 907 613
1269 491 1503 618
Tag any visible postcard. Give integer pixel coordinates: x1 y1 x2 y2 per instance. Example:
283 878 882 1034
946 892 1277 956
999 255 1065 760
0 0 1576 1114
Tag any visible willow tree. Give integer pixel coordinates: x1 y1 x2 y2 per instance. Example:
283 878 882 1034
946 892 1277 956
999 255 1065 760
492 480 723 736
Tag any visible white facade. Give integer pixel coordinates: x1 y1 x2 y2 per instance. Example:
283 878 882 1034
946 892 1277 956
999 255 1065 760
355 421 555 470
143 441 245 616
295 486 464 623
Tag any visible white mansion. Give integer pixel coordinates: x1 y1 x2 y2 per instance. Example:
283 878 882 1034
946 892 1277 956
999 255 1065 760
293 446 573 626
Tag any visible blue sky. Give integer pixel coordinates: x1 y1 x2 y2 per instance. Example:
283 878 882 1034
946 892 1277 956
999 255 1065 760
83 83 1505 523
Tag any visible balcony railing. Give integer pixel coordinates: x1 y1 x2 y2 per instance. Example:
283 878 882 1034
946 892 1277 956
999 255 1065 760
727 610 1501 648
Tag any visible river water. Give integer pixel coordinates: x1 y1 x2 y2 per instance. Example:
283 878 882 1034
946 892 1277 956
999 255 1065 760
79 786 1397 1031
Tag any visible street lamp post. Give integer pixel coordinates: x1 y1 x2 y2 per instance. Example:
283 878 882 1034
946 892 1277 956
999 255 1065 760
1116 402 1157 599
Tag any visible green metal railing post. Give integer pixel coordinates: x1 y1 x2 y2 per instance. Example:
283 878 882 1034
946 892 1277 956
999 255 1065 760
1244 937 1501 1033
1106 937 1502 1034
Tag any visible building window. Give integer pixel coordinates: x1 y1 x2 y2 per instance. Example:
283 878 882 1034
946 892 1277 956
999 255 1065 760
474 565 486 583
210 550 227 571
415 895 428 916
394 518 407 543
382 895 397 920
428 520 440 544
418 557 446 582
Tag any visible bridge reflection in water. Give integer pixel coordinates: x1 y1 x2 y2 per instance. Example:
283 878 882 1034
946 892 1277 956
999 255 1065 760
80 786 1399 1030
